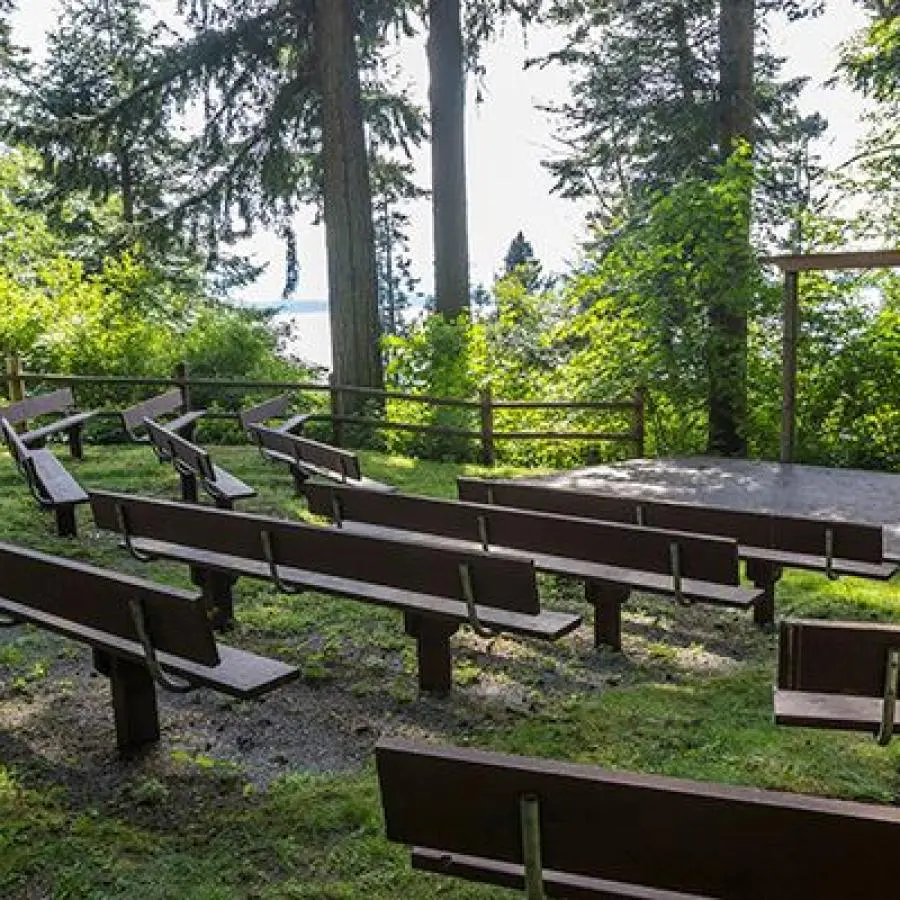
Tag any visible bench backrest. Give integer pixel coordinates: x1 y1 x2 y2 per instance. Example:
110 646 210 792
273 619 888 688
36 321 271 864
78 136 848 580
1 416 30 469
121 390 184 435
458 477 884 564
778 618 900 697
376 737 900 898
144 417 215 482
304 483 740 585
0 540 219 666
0 388 75 425
89 491 540 614
249 424 362 481
238 394 291 431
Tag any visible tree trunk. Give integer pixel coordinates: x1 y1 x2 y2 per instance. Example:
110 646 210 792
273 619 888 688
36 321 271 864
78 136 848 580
316 0 383 395
428 0 470 319
708 0 754 457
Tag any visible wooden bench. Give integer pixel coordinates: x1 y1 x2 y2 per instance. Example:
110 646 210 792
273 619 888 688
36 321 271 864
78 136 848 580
247 423 394 493
775 618 900 745
304 483 762 650
237 393 311 436
144 417 256 509
377 737 900 898
120 389 206 442
89 490 582 691
2 417 89 536
0 387 98 459
459 477 896 626
0 540 298 754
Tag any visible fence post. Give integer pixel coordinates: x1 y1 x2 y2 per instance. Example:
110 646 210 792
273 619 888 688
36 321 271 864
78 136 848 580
5 353 24 403
479 384 495 466
633 387 646 458
329 373 344 446
174 361 191 411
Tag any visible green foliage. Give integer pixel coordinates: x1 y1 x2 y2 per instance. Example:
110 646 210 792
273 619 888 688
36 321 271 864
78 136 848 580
384 314 480 460
0 149 309 417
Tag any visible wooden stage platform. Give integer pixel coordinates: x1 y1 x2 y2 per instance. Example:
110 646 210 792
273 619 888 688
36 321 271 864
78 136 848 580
540 457 900 561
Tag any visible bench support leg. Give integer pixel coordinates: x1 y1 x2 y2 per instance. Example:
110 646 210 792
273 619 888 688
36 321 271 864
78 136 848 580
191 567 236 630
67 425 84 460
179 471 199 503
54 504 78 538
179 420 198 443
404 613 458 695
94 650 160 754
585 580 631 651
746 559 782 627
289 464 309 496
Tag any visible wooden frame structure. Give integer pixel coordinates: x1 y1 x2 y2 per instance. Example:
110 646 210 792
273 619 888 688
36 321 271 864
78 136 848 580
766 250 900 462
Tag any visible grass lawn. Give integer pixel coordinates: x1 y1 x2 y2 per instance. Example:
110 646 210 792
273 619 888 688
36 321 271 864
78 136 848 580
0 442 898 898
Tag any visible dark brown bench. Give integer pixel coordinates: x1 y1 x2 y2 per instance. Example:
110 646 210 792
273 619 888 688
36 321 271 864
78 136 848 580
2 417 88 536
237 393 311 436
304 483 761 650
0 387 98 459
247 423 394 493
120 389 206 442
144 417 255 509
458 477 896 625
775 618 900 745
377 737 900 898
0 540 298 754
89 490 582 692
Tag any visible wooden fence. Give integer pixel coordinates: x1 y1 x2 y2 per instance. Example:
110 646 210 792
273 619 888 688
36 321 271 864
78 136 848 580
4 356 645 465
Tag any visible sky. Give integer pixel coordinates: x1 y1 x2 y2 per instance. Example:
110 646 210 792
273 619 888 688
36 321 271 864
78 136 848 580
11 1 873 366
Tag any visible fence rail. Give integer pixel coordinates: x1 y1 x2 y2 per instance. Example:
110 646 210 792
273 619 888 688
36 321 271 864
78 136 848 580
3 356 645 465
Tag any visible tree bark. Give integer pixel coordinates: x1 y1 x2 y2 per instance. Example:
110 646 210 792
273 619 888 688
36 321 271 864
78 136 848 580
316 0 383 394
708 0 754 456
428 0 470 319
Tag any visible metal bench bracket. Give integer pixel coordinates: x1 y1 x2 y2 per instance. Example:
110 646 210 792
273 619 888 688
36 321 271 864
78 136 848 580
128 598 193 694
876 647 900 746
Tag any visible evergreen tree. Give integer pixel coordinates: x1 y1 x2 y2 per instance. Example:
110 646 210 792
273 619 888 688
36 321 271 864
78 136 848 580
11 0 426 392
371 153 425 336
503 229 544 292
542 0 824 455
426 0 543 319
11 0 198 269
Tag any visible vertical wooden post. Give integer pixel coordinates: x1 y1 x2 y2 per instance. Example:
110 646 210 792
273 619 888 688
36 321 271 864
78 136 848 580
633 387 646 458
329 373 345 446
780 269 799 463
479 384 494 466
174 361 191 412
5 353 24 403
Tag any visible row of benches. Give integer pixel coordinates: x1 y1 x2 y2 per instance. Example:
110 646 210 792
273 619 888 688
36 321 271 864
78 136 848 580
1 391 385 534
1 526 896 895
4 480 896 756
4 406 896 710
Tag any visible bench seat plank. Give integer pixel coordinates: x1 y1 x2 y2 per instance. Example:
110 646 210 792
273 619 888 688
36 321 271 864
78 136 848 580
29 449 89 506
127 536 581 640
741 545 898 580
411 848 702 900
773 689 900 733
208 465 256 501
21 409 99 445
163 408 207 434
0 596 297 698
326 520 759 610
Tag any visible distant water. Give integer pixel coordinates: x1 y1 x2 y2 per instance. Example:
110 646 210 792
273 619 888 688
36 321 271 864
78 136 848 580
274 310 332 369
